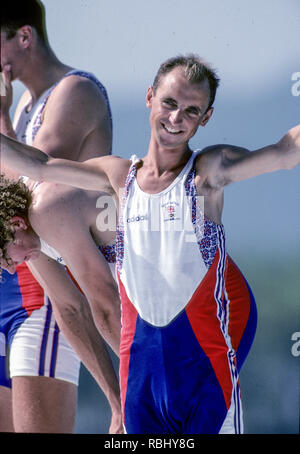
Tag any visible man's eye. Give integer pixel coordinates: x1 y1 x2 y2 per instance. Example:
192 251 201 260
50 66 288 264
163 99 176 108
186 108 200 117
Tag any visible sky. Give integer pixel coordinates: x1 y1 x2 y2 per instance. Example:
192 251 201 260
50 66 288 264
42 0 300 95
12 0 299 258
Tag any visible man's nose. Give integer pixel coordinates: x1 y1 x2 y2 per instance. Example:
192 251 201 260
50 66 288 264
169 109 183 125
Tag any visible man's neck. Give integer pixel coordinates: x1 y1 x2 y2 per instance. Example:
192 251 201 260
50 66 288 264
144 138 192 176
20 47 73 103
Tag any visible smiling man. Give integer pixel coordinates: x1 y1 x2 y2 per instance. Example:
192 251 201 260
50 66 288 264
1 54 299 434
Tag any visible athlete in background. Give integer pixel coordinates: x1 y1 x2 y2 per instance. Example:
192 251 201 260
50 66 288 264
0 0 122 433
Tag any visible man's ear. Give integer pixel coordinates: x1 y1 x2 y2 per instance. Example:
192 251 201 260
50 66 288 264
146 86 154 108
199 107 214 127
17 25 33 49
8 216 28 231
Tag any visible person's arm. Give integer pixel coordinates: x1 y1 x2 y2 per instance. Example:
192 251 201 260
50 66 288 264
204 124 300 187
0 131 130 196
40 220 121 355
27 253 123 434
31 193 121 355
0 132 116 191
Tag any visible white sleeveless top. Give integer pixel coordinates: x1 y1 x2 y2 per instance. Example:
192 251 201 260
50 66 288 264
14 84 54 145
116 152 225 327
39 239 65 265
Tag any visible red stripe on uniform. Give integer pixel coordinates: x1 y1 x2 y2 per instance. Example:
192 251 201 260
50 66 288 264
117 272 138 421
224 256 251 353
16 263 45 317
185 250 233 409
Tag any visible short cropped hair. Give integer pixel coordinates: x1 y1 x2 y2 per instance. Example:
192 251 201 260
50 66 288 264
152 54 220 110
1 0 48 44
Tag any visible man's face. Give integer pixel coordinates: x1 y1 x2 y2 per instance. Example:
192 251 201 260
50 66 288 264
0 28 27 78
0 226 41 274
146 67 213 151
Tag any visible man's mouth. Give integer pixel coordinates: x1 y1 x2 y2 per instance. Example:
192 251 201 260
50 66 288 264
162 123 183 134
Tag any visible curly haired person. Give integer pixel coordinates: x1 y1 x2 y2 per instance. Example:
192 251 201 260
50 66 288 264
0 0 121 433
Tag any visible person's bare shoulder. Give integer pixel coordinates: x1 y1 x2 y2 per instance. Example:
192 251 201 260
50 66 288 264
29 183 92 244
99 155 132 191
195 144 250 188
44 73 110 128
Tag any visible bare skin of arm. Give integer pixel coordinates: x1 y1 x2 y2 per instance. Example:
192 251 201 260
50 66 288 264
27 184 122 432
1 124 299 198
30 187 121 356
198 125 300 187
27 253 123 434
192 124 300 224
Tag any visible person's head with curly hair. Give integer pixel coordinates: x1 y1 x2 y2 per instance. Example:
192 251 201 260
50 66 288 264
0 174 41 275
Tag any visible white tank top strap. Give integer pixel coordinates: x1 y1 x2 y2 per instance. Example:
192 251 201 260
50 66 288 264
187 149 202 171
129 154 142 166
40 239 65 265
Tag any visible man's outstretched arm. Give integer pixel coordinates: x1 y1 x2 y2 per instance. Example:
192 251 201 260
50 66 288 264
201 124 300 187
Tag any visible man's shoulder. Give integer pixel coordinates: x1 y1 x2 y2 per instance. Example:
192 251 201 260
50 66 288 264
102 155 132 185
195 143 250 165
41 71 111 133
30 184 84 232
194 143 250 189
53 71 107 104
194 144 225 167
98 154 131 166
